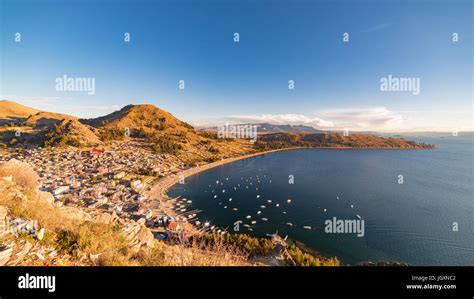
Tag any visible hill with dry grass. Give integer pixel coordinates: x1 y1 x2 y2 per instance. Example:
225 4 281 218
256 132 434 150
81 104 256 163
42 119 103 148
82 104 184 130
24 111 77 129
0 101 434 155
0 100 41 124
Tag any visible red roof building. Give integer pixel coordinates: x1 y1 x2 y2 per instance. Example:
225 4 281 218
166 221 180 231
90 149 104 155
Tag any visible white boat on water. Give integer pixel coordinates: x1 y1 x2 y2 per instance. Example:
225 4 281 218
267 200 272 203
276 204 280 207
261 218 268 222
303 226 311 230
246 215 252 219
251 221 257 225
257 211 261 215
256 195 260 198
233 208 238 211
286 222 293 227
287 199 292 203
260 205 266 209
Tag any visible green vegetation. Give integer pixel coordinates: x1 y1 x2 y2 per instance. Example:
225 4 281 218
151 136 183 154
42 123 82 147
193 233 340 266
199 131 219 139
204 156 220 163
256 133 435 149
98 129 126 142
57 229 81 256
208 145 219 154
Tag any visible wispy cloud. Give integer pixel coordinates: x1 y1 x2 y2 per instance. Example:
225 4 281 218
360 22 391 33
218 107 405 132
226 114 334 129
319 107 403 131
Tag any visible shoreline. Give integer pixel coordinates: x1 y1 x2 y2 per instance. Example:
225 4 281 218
147 147 302 233
147 145 434 233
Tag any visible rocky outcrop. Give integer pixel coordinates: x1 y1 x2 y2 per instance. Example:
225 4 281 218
121 219 155 253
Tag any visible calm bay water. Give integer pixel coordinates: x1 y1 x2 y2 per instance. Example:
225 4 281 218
168 137 474 265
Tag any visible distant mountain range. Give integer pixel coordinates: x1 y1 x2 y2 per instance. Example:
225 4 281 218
0 100 436 154
203 121 472 138
204 123 324 134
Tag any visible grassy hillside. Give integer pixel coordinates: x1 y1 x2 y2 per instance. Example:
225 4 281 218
0 101 434 156
81 104 256 163
0 100 41 125
255 132 434 150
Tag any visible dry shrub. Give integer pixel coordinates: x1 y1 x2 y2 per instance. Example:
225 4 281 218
77 222 130 265
0 159 39 191
0 186 74 236
137 234 250 266
55 221 133 266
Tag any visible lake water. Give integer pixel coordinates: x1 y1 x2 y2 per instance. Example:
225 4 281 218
168 137 474 265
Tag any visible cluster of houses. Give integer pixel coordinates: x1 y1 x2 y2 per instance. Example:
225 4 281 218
1 143 191 237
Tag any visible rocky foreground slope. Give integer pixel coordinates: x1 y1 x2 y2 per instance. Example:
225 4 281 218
0 159 342 266
0 160 254 266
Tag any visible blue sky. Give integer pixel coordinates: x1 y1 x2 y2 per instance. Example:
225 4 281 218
0 0 472 131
